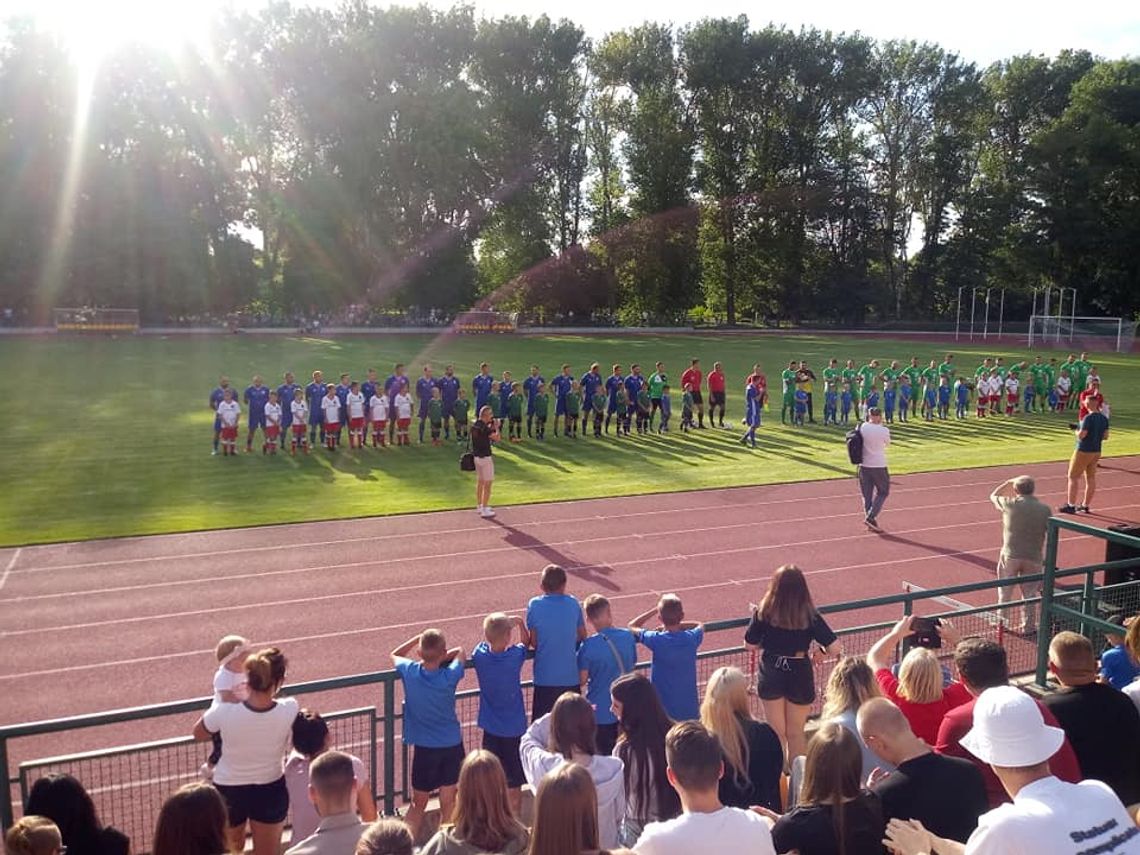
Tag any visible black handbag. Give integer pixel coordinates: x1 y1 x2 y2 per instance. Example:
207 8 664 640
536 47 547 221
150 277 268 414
459 432 475 471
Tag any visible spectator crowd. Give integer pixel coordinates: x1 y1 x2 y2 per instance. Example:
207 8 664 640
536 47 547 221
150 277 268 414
9 562 1140 855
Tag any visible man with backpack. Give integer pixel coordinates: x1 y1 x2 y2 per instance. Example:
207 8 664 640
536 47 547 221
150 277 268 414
850 406 892 532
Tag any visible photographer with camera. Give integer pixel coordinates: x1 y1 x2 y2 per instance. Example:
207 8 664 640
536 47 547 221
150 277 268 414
867 616 970 746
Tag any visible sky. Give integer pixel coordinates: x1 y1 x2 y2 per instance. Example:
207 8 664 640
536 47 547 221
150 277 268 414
4 0 1139 66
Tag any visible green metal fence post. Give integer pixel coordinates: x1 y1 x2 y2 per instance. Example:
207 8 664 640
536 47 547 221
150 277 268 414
1080 568 1097 639
1035 522 1061 687
1 736 12 830
382 676 396 816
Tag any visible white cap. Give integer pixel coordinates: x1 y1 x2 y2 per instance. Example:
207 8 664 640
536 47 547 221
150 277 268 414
961 686 1065 767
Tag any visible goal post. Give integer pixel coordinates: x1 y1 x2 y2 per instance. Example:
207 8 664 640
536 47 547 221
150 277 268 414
53 308 140 333
1027 315 1134 353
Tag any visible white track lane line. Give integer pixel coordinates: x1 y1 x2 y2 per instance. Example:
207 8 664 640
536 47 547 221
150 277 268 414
11 462 1136 575
4 484 1136 605
0 548 20 592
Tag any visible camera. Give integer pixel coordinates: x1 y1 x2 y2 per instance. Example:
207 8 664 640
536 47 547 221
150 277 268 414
909 616 942 650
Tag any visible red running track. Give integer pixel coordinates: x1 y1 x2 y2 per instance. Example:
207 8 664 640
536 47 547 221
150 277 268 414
1 456 1138 765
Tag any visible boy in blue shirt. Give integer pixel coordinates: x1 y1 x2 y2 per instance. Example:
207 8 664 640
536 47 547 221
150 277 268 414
864 385 880 416
897 376 911 422
793 388 808 427
937 376 952 420
883 380 896 424
1099 616 1140 690
840 382 853 425
823 380 838 426
922 381 937 421
577 594 637 756
526 564 587 720
955 378 971 419
391 628 465 840
1023 380 1036 414
472 612 531 812
630 594 704 722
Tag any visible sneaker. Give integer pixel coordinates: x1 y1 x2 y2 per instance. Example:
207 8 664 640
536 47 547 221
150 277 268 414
481 506 496 518
211 449 218 456
865 517 882 532
1077 505 1090 513
1058 504 1077 514
476 506 484 516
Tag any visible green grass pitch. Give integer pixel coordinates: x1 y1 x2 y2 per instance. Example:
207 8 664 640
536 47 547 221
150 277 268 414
0 332 1135 546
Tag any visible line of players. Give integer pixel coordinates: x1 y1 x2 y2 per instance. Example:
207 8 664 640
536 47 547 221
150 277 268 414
782 351 1104 427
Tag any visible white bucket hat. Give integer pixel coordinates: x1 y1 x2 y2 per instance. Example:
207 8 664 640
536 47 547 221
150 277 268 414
961 686 1065 767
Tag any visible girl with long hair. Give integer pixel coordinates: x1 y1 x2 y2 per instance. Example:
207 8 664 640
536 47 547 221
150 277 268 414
821 657 891 780
192 647 296 855
24 774 128 855
421 750 530 854
609 673 679 844
521 693 626 849
699 667 783 811
152 784 228 855
866 617 970 745
527 765 632 855
761 722 885 855
744 565 842 766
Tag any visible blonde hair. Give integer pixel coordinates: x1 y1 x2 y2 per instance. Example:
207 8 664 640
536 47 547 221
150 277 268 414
482 614 511 644
215 635 247 663
419 629 447 662
699 667 753 788
449 751 528 852
1049 630 1097 675
658 594 684 626
821 657 881 720
896 648 943 704
5 817 61 855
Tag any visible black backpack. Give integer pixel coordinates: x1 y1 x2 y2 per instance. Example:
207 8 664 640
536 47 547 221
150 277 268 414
845 423 864 465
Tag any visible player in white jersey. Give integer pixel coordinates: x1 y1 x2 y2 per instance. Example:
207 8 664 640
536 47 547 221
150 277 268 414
369 390 389 448
1003 373 1019 417
321 384 341 450
290 388 310 454
263 391 283 454
394 383 414 446
216 390 241 456
345 381 367 449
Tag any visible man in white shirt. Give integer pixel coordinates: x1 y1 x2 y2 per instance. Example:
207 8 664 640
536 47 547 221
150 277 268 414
285 751 367 855
857 406 892 533
885 686 1140 855
634 721 775 855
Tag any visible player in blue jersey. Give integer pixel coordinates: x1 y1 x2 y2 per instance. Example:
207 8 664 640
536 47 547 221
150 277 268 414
276 371 299 435
415 364 437 443
209 375 232 455
551 364 573 438
243 374 271 453
604 364 624 434
334 373 352 445
740 377 762 448
384 363 407 445
361 368 378 407
472 362 494 412
523 365 544 438
624 365 646 431
579 363 603 437
305 370 326 446
437 364 461 439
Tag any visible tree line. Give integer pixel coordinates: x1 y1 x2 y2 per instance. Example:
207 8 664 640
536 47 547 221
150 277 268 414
1 5 1137 325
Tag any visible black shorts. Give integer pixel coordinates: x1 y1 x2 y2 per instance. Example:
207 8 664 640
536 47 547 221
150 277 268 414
756 655 816 706
532 684 580 721
689 391 703 405
215 777 288 826
411 743 465 793
709 391 726 407
482 732 526 788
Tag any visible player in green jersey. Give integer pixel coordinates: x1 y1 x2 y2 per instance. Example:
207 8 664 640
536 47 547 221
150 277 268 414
858 359 880 399
591 389 607 437
904 357 923 417
781 360 798 424
938 353 955 380
427 388 444 446
823 358 841 388
842 359 862 408
565 381 581 437
451 389 470 440
533 384 550 440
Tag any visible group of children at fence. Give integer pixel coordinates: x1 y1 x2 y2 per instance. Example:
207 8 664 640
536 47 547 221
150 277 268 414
784 352 1102 428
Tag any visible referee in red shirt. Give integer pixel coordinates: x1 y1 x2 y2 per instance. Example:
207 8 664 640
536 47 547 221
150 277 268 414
707 361 727 428
680 358 704 428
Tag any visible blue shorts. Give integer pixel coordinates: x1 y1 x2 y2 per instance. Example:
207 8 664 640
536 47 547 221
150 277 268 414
248 411 266 430
555 397 567 416
526 401 536 416
214 415 222 431
418 399 431 419
308 408 322 426
607 398 619 414
442 400 456 418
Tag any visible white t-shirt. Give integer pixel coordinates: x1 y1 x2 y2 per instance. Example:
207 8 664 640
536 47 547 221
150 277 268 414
1058 376 1072 394
283 750 368 842
346 392 365 419
859 422 891 468
965 776 1140 855
211 664 248 706
369 395 388 421
634 807 776 855
217 400 240 427
322 396 341 424
265 402 282 427
1005 376 1019 395
202 696 298 786
394 393 413 419
1123 678 1140 714
291 400 309 425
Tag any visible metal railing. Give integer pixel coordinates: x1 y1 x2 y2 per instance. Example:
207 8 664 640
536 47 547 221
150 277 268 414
3 518 1138 843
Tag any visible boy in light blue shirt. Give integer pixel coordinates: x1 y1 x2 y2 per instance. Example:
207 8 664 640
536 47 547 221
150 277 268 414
630 593 704 722
472 612 531 812
840 382 853 425
577 594 638 755
391 628 465 840
526 563 587 720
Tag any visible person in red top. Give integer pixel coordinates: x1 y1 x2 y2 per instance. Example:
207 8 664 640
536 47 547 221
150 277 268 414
680 358 704 428
1077 379 1104 422
867 616 972 746
707 361 727 428
935 637 1082 808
